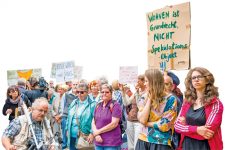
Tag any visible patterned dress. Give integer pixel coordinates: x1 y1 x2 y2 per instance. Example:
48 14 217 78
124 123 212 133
137 95 177 150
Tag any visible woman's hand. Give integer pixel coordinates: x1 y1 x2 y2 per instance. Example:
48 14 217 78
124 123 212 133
87 134 94 144
95 135 103 143
93 129 101 137
177 116 186 125
6 109 13 115
197 125 214 139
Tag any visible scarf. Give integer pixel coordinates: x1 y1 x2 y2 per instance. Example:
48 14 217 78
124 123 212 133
9 97 20 104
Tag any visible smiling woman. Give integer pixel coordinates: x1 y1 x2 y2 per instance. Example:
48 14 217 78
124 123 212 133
2 85 31 122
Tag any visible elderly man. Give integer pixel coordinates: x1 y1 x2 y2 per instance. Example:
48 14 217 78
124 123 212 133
2 97 55 150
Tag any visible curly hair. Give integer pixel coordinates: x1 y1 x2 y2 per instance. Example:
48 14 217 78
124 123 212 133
184 67 219 104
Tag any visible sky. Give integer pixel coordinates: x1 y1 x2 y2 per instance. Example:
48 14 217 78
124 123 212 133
0 0 225 149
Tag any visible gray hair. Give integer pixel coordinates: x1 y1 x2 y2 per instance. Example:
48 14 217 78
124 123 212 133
32 97 49 108
99 76 108 85
77 83 89 91
101 84 113 93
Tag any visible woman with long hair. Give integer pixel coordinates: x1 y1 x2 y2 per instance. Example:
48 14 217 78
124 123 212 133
136 69 178 150
175 67 223 150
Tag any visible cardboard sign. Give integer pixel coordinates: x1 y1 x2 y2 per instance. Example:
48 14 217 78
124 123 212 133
7 68 42 86
147 2 191 70
119 66 138 84
51 62 82 81
51 61 75 82
74 66 83 80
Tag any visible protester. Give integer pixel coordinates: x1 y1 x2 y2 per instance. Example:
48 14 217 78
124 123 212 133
46 88 62 146
167 71 184 105
17 78 28 94
49 80 55 90
25 77 48 103
60 83 76 149
121 75 147 150
2 97 54 150
88 80 101 102
92 84 122 150
112 80 127 134
164 72 182 149
175 67 223 150
2 85 31 122
66 82 96 150
136 69 178 150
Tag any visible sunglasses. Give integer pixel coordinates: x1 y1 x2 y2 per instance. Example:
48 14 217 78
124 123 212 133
101 91 110 94
76 91 87 94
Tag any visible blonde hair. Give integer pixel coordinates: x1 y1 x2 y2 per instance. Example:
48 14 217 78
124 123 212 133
61 84 69 91
145 69 165 111
111 80 119 90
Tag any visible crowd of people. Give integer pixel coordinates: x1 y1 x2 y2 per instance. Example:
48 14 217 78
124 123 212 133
1 67 223 150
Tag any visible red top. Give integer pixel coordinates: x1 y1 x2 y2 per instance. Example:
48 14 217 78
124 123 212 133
175 97 223 150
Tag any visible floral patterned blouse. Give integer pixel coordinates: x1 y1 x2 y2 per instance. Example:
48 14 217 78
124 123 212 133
138 94 177 147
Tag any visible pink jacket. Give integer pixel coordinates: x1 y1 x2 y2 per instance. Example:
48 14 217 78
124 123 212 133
175 97 223 150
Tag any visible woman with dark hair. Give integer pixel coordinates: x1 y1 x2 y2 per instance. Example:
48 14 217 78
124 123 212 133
2 85 31 122
175 67 223 150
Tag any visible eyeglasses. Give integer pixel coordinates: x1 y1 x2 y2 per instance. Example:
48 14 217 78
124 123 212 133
101 91 110 94
9 90 18 93
76 91 87 94
191 75 205 81
36 108 48 114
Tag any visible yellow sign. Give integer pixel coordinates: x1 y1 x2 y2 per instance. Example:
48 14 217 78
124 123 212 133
17 69 33 80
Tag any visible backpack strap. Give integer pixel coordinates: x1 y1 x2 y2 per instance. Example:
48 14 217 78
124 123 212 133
95 100 116 113
109 100 116 112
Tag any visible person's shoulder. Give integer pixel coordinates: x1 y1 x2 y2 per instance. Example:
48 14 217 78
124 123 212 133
69 99 77 108
209 96 224 108
89 99 97 105
111 100 121 109
4 98 10 104
181 100 192 108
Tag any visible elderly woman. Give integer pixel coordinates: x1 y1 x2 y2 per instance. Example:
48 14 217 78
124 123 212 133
92 84 122 150
88 80 101 102
66 83 96 150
